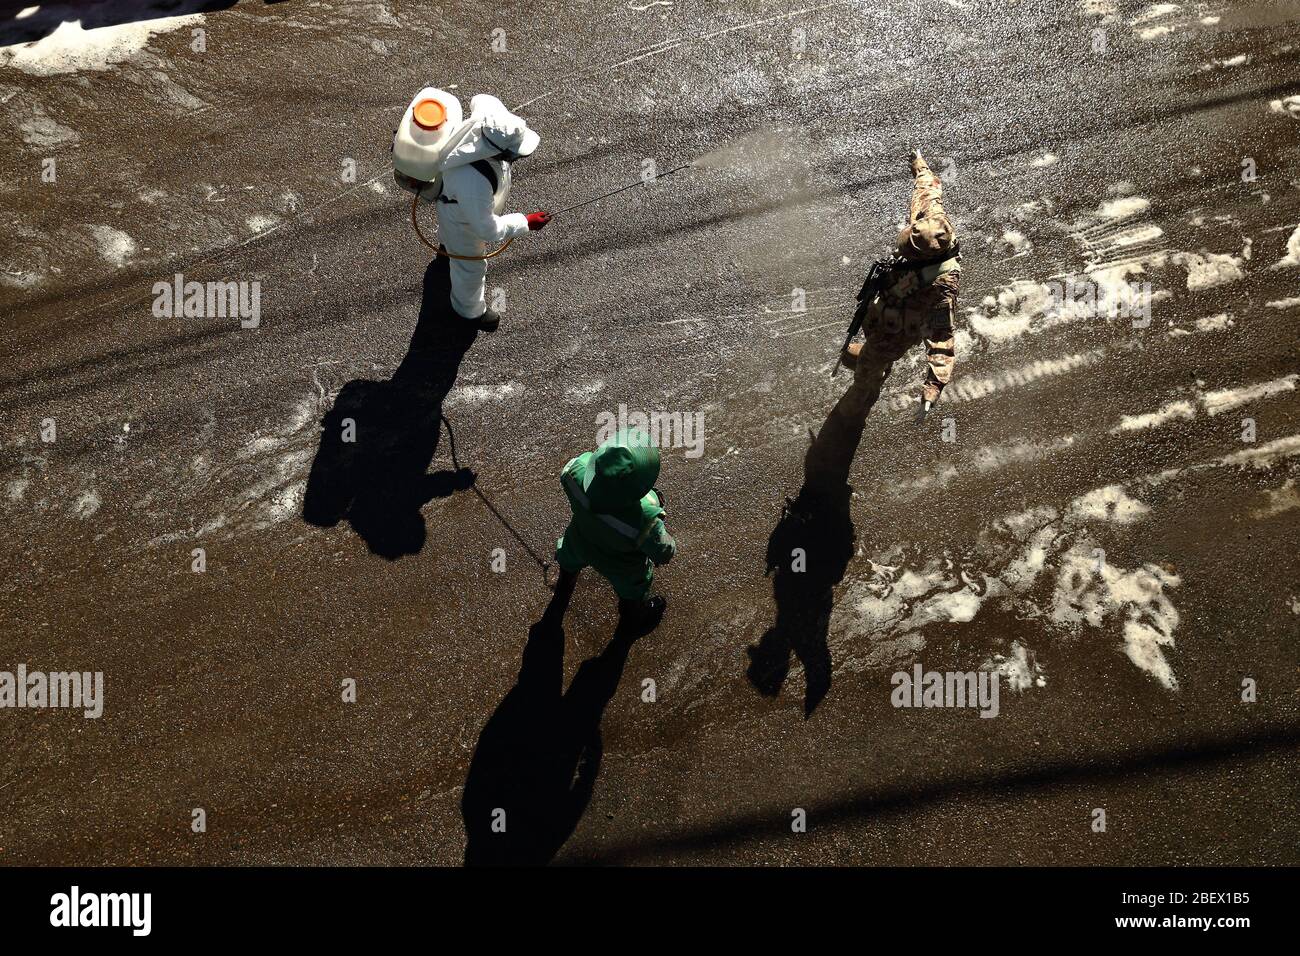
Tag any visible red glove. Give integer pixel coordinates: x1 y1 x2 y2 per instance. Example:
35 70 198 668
526 210 552 231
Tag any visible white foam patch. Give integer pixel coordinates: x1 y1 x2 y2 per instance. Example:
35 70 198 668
1000 229 1032 256
1052 546 1181 689
1137 22 1176 40
1192 313 1233 332
895 435 1078 494
970 435 1077 474
71 489 101 518
969 192 1173 349
6 478 30 502
200 394 324 535
1012 199 1053 221
1173 250 1246 290
1122 619 1179 688
1138 436 1300 489
970 280 1054 342
830 563 966 669
1084 263 1173 323
1132 2 1179 23
1216 435 1300 471
237 451 312 532
0 3 205 76
1110 399 1195 432
237 397 317 461
565 380 606 400
18 112 78 148
1098 196 1151 219
1253 478 1300 518
832 481 1184 690
984 642 1046 691
1265 297 1300 310
1272 225 1300 268
267 479 306 524
89 225 136 266
912 587 984 626
246 214 280 234
1030 153 1059 168
1067 485 1150 525
1202 375 1298 416
1269 95 1300 120
1107 378 1295 434
994 504 1059 540
1080 0 1118 17
890 349 1107 411
1112 223 1164 249
446 382 524 407
1202 53 1249 70
980 351 1103 389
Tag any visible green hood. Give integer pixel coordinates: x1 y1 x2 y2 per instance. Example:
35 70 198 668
584 429 660 511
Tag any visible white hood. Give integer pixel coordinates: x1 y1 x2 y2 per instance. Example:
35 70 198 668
442 123 505 170
443 94 539 169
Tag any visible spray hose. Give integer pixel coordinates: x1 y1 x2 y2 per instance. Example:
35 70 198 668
439 413 557 589
410 192 515 261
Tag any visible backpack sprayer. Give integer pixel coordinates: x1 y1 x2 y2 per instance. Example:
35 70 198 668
393 87 694 260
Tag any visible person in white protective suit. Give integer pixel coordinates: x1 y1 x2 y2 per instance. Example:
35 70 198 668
435 94 551 329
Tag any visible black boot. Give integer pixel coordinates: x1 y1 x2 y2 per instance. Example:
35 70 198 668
552 567 579 599
539 569 578 629
472 309 501 332
452 307 501 332
617 595 667 636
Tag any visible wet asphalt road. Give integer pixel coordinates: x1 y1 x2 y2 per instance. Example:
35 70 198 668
1 0 1298 865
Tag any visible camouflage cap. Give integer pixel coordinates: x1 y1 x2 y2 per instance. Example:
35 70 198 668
897 215 956 260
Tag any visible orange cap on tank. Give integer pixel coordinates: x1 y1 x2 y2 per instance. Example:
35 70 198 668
412 98 447 130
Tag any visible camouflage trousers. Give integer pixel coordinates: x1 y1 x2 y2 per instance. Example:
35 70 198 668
838 307 954 419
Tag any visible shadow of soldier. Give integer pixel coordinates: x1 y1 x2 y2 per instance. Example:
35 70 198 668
301 257 477 558
461 576 640 866
746 384 876 717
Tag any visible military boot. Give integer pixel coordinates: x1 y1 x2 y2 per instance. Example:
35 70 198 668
617 595 667 636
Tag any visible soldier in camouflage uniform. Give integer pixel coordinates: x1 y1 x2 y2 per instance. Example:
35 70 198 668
838 149 961 419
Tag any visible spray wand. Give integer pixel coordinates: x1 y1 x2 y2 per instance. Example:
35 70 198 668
550 162 695 217
412 162 695 258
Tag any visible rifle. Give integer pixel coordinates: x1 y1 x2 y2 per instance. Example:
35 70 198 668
831 258 892 377
831 244 961 378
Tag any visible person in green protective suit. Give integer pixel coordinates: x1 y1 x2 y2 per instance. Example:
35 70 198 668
555 428 676 633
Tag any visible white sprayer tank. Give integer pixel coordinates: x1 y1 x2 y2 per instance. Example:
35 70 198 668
392 87 470 195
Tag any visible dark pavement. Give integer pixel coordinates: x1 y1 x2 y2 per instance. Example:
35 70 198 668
1 0 1297 864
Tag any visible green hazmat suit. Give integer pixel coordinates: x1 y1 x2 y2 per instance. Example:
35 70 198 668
555 429 677 600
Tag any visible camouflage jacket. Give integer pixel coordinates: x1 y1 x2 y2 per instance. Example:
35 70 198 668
860 157 960 402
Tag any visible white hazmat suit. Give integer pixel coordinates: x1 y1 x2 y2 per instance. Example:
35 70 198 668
434 95 541 319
